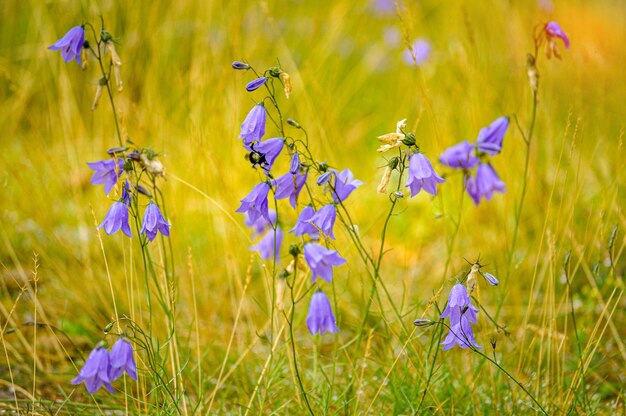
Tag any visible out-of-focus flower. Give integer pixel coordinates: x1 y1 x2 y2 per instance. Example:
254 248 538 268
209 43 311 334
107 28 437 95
290 206 319 238
236 182 271 224
108 339 137 382
439 140 479 169
49 26 85 66
87 159 124 195
308 204 337 240
232 61 250 70
545 21 570 59
245 209 276 236
71 345 114 394
306 290 339 335
405 153 445 197
99 201 132 237
250 138 284 174
476 117 509 155
440 283 481 350
465 163 505 205
403 38 431 66
240 104 266 147
274 170 307 208
304 243 346 283
140 203 171 242
246 77 268 92
251 227 283 260
331 168 364 203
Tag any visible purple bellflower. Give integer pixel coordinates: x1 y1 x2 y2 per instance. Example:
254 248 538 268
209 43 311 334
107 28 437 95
403 38 431 66
331 168 364 203
308 204 337 240
290 206 320 238
317 171 332 186
232 61 250 70
476 116 509 156
245 209 276 236
251 137 284 173
240 104 266 147
545 22 570 59
99 201 132 237
306 290 339 335
440 283 481 350
274 170 307 208
87 159 124 195
465 163 506 205
108 339 137 382
246 76 268 92
71 345 114 394
49 26 85 66
304 243 346 283
236 182 271 224
439 140 479 169
289 153 300 174
140 203 171 242
405 153 445 197
250 227 283 260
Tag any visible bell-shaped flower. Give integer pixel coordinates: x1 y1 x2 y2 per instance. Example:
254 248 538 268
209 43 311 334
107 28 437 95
98 201 132 237
240 103 266 147
140 203 171 242
290 206 319 238
476 116 509 156
308 204 337 240
252 137 284 174
236 182 271 224
245 209 276 236
331 168 364 203
71 345 114 394
306 290 339 335
87 159 124 195
405 153 445 197
465 163 505 205
303 243 346 283
439 141 479 169
49 26 85 66
440 283 481 350
108 338 137 382
274 170 307 208
250 227 283 261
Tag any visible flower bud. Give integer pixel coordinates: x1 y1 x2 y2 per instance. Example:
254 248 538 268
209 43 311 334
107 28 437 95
287 118 301 129
246 77 267 92
317 171 332 185
413 318 435 328
232 61 250 70
288 244 301 257
135 184 152 197
103 322 114 334
394 191 404 199
482 272 499 286
268 67 282 77
107 146 129 155
401 132 416 146
100 30 113 43
290 153 300 174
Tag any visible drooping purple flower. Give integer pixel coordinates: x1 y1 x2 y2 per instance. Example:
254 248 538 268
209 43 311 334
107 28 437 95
545 21 570 49
439 141 479 169
246 77 268 92
98 201 132 237
308 204 337 240
402 38 431 67
251 137 284 174
140 203 171 242
290 206 319 238
465 163 505 205
306 290 339 335
304 243 346 283
49 26 85 66
250 227 283 260
245 209 276 236
317 171 332 185
289 153 300 174
405 153 445 197
108 339 137 382
476 116 509 156
440 283 481 350
87 159 124 195
331 168 364 203
240 104 266 147
71 345 114 394
236 182 271 224
232 61 250 70
274 170 307 208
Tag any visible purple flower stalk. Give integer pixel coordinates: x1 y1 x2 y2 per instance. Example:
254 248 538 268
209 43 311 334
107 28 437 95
87 159 124 195
246 77 268 92
331 168 364 203
308 204 337 240
304 243 346 283
245 209 276 236
108 339 137 382
49 26 85 66
290 206 319 238
71 346 114 394
405 153 445 197
476 116 509 156
236 182 271 224
98 201 132 237
306 290 339 335
403 38 431 66
251 137 284 173
440 283 480 350
240 104 266 147
439 141 479 169
465 163 505 205
250 227 283 260
274 170 307 208
140 203 171 242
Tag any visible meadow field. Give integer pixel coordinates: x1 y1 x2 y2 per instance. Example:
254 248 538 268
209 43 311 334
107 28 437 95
1 0 625 414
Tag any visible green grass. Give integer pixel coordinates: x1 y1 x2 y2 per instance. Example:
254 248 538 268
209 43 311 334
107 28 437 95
1 0 625 414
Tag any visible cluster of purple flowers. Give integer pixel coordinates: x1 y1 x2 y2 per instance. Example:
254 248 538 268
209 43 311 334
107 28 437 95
234 62 364 335
439 116 509 205
71 338 137 394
